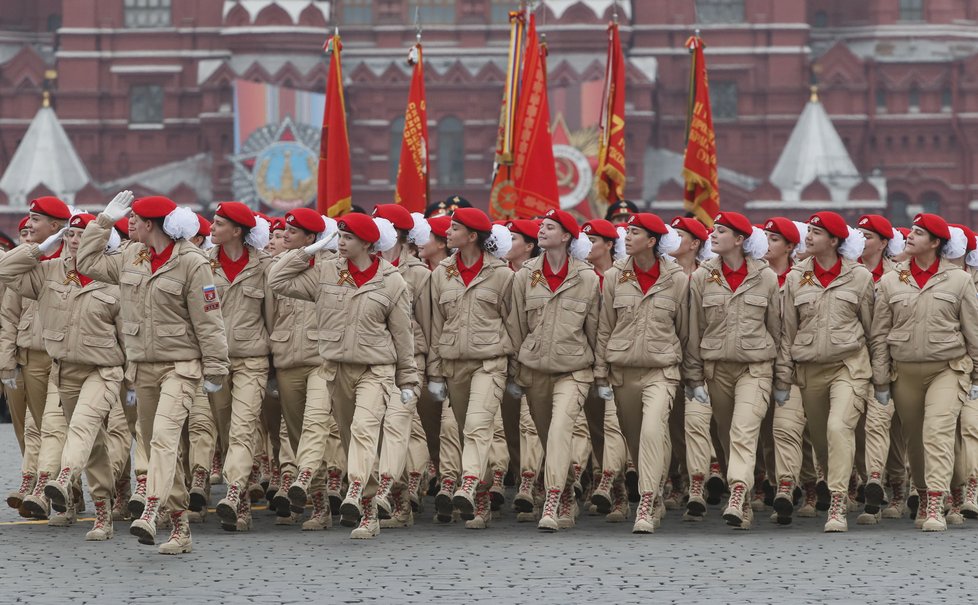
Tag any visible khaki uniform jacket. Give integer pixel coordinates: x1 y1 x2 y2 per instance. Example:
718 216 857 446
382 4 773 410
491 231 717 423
267 251 419 390
267 250 333 370
0 288 22 371
207 244 273 358
506 255 600 382
776 257 878 390
0 245 125 367
1 247 65 362
871 259 978 386
428 251 514 379
76 213 230 379
392 247 432 359
595 257 689 380
685 256 781 386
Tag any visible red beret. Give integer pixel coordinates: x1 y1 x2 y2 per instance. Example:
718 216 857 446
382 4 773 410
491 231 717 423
18 216 29 231
132 196 177 219
216 201 257 229
542 208 580 238
269 217 286 232
506 219 539 239
337 213 380 244
856 214 893 240
626 213 668 236
451 207 492 233
196 214 212 237
808 211 849 240
581 219 618 240
69 213 96 229
671 216 709 241
286 208 326 234
114 217 131 238
29 196 70 220
896 227 911 239
913 213 950 240
714 211 753 237
763 217 800 245
427 216 451 239
372 204 413 231
953 224 977 252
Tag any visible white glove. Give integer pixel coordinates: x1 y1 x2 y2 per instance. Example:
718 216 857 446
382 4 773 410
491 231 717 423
125 389 137 407
596 385 614 401
203 377 223 393
684 386 694 400
103 190 135 222
400 388 417 404
506 381 523 399
427 380 447 402
874 388 890 406
773 389 789 406
692 386 709 404
0 367 20 389
970 384 978 401
303 236 333 256
37 227 68 256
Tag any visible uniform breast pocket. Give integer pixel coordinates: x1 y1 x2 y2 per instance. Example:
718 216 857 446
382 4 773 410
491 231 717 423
154 277 184 301
119 271 142 303
525 296 548 332
742 294 769 322
888 292 915 327
559 298 588 323
613 294 640 322
650 296 677 323
364 292 393 324
474 289 501 317
44 282 71 312
930 291 960 327
702 293 728 325
439 288 462 319
830 289 860 327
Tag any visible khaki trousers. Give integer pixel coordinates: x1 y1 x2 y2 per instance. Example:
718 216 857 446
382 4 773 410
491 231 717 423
797 360 868 493
601 398 628 474
52 360 122 500
893 360 967 493
4 371 27 454
444 357 507 482
954 397 978 486
488 407 510 474
105 386 132 483
705 360 773 490
21 407 40 476
278 412 296 469
119 390 148 477
438 398 462 482
20 348 52 432
863 394 908 484
772 386 806 483
523 369 591 491
188 385 215 475
406 407 431 478
499 389 522 476
296 362 395 497
519 396 544 474
613 366 680 493
134 360 200 511
685 394 713 480
277 365 344 474
36 380 67 476
210 356 269 489
571 409 592 471
667 390 687 479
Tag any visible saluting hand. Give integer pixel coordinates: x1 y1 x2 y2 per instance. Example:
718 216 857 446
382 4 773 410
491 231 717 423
103 190 134 222
37 227 68 256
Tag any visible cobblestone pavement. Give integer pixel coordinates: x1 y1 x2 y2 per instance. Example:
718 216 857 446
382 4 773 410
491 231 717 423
0 424 973 604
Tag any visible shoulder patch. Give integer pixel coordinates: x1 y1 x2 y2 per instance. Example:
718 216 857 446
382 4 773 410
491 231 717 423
203 284 220 312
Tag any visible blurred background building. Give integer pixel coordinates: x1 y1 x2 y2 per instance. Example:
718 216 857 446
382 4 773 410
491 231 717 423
0 0 976 234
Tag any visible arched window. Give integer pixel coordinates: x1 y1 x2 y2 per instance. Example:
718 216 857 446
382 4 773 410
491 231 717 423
437 117 464 187
920 191 941 215
389 116 405 184
888 192 911 226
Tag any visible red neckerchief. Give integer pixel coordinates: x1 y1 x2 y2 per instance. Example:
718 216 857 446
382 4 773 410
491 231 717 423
814 257 842 288
218 246 249 283
39 242 63 262
777 262 792 288
868 258 885 283
910 258 938 288
543 256 568 292
391 256 400 267
348 256 380 288
150 242 176 274
74 261 92 287
634 258 660 294
595 267 604 290
721 260 748 292
457 253 484 287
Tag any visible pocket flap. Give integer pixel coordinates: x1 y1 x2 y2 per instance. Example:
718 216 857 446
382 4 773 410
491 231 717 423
475 289 499 304
318 330 342 342
795 332 815 345
702 294 727 308
234 328 259 341
700 337 723 350
90 290 117 304
933 291 957 304
554 342 584 356
243 286 265 299
525 296 548 311
613 295 639 309
744 295 769 307
155 278 183 296
886 331 911 343
606 339 631 351
82 335 116 348
439 290 460 304
122 322 140 336
155 324 187 337
652 297 676 311
929 331 960 343
560 299 587 313
269 330 290 342
367 292 391 308
438 332 456 345
120 271 142 286
42 329 65 342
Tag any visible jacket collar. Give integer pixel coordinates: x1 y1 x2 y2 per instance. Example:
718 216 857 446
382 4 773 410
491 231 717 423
339 256 398 295
441 251 506 289
701 255 768 295
208 244 265 286
616 256 683 299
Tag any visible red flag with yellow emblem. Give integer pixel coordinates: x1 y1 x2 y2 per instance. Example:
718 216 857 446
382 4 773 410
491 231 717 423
318 33 352 217
595 21 626 210
394 43 429 214
682 35 719 226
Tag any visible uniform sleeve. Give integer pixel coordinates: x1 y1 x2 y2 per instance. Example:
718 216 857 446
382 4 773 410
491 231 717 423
0 289 22 371
775 277 797 391
77 214 124 285
764 272 782 364
593 268 618 382
505 270 530 383
675 272 691 364
499 270 515 355
683 271 706 386
870 281 893 388
267 249 318 303
0 245 46 300
413 268 432 355
583 274 600 374
427 271 446 380
262 260 276 338
859 276 886 385
185 261 230 379
389 281 420 390
958 277 978 384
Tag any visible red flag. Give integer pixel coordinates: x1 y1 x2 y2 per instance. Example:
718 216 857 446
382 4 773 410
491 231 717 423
489 11 526 220
394 43 429 213
511 15 559 219
596 21 626 211
682 36 719 226
318 34 352 217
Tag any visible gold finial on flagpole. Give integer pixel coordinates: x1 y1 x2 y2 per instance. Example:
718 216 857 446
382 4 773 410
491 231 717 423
810 84 819 103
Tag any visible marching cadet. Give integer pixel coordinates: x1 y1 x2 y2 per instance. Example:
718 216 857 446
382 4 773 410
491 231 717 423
685 211 779 530
426 207 513 529
370 204 432 527
270 213 420 540
776 212 877 532
77 191 230 554
204 202 273 533
0 213 125 541
871 213 978 531
507 208 599 532
594 213 688 534
854 214 909 522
